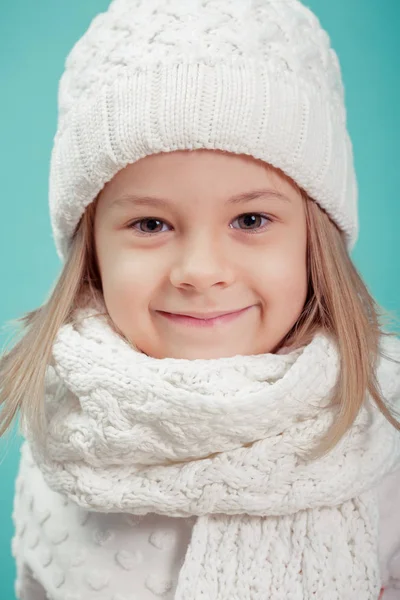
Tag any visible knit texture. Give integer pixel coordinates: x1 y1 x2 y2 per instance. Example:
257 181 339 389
49 0 358 260
23 305 400 599
11 447 400 599
12 450 194 600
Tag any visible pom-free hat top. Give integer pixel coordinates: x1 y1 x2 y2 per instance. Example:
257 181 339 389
49 0 358 261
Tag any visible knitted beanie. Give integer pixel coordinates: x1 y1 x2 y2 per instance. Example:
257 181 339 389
49 0 358 261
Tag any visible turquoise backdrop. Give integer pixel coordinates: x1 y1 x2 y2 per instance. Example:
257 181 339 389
0 1 399 597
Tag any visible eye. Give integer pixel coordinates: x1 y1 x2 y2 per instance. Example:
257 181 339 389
127 213 273 236
128 218 171 235
230 213 272 233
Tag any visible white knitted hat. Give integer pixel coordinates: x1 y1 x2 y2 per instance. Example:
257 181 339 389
49 0 358 261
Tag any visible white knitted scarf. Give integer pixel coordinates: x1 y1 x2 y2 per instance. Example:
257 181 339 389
26 306 400 599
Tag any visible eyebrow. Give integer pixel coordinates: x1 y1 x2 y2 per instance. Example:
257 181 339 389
109 188 291 210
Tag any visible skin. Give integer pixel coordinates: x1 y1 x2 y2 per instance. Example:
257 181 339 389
94 149 308 359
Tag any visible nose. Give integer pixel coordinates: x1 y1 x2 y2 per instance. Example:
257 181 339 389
169 233 235 291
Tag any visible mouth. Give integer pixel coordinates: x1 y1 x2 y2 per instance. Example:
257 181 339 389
156 306 255 328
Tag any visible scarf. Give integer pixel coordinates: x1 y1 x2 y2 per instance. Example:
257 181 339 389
25 305 400 600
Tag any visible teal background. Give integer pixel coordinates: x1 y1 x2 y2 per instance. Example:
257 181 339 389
0 1 399 597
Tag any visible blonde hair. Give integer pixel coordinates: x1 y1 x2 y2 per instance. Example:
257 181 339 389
1 181 399 459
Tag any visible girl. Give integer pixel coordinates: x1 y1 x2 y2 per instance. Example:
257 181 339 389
1 0 400 598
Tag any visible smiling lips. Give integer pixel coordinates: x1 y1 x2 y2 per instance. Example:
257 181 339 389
156 306 254 327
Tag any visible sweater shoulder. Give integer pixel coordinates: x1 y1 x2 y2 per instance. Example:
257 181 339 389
11 441 191 599
377 466 400 592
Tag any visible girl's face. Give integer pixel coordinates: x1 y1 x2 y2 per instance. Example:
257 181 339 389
94 150 308 359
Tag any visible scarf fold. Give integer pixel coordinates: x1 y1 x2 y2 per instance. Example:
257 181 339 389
26 306 400 599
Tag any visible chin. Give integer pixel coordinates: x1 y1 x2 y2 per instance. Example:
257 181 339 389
150 345 261 360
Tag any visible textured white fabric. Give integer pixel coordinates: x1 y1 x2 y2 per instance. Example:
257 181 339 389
377 469 400 593
49 0 358 260
12 447 194 600
21 305 400 599
11 446 400 600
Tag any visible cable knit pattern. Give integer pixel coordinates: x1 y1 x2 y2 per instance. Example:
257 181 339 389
49 0 358 260
11 449 400 600
57 0 344 126
20 305 400 599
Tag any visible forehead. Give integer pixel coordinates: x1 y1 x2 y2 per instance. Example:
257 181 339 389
97 150 302 210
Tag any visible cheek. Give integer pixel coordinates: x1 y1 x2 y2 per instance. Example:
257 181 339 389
257 245 308 306
99 247 165 303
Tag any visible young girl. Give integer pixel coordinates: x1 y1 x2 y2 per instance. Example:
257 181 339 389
1 0 400 598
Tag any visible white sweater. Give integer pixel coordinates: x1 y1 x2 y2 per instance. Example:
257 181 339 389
11 441 400 600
